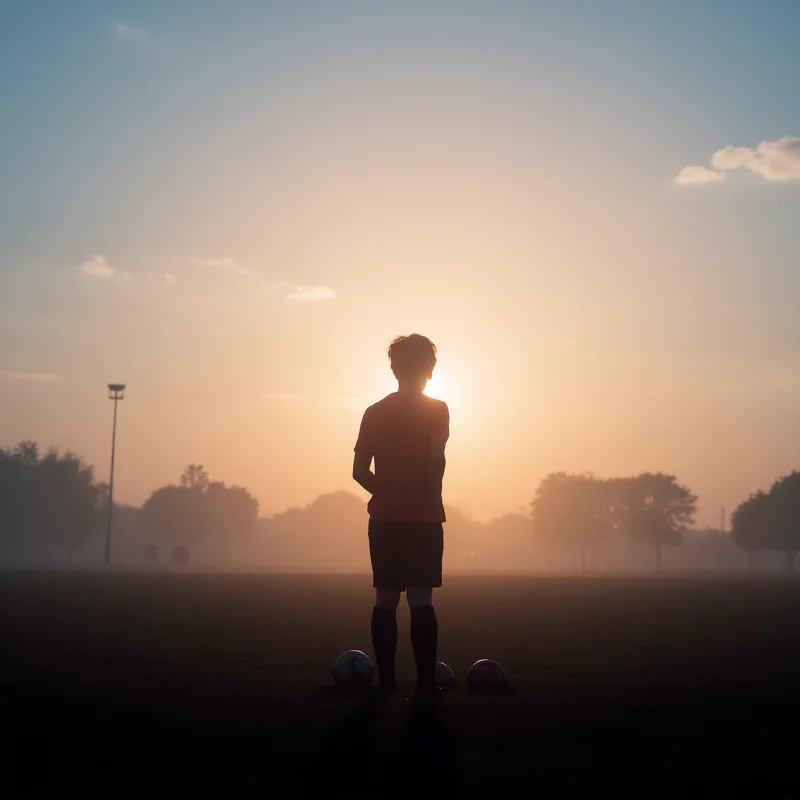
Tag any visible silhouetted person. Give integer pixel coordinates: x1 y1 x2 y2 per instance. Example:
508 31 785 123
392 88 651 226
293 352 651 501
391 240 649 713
353 334 449 699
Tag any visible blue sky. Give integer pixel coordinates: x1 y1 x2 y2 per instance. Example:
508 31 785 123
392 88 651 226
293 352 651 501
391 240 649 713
1 1 799 522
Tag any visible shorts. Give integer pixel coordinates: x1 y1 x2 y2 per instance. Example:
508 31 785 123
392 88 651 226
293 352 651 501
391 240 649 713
368 520 444 590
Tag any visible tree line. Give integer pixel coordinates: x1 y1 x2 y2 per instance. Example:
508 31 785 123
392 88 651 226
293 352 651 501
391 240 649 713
531 470 800 572
0 439 798 572
0 443 257 564
139 463 258 563
532 472 696 572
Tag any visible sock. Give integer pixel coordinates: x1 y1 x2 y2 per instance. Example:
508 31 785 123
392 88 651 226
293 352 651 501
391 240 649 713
410 604 438 687
371 607 398 687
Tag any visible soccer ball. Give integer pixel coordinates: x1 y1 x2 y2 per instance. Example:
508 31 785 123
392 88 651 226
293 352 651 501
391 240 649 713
434 661 457 690
332 650 375 687
415 660 457 690
466 659 508 693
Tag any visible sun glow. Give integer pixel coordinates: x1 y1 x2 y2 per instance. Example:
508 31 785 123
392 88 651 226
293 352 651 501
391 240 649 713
424 373 446 400
374 362 476 418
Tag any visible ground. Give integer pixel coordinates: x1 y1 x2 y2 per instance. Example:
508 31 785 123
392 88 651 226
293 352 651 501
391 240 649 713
4 571 800 797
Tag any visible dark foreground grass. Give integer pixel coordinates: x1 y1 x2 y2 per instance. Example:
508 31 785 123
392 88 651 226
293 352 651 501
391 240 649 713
4 571 800 797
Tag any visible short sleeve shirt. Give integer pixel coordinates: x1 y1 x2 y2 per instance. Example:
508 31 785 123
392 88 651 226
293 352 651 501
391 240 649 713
354 392 449 523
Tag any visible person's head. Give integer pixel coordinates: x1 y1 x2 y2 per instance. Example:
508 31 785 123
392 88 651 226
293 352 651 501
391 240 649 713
388 334 437 391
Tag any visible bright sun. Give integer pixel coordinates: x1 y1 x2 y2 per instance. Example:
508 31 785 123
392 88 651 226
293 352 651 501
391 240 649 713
376 366 465 411
424 373 446 400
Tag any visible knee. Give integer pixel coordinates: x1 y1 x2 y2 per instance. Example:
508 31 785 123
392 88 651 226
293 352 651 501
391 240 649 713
375 588 401 610
406 586 433 609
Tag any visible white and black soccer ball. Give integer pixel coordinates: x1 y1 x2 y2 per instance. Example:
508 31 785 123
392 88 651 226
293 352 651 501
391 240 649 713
466 658 509 694
332 650 375 687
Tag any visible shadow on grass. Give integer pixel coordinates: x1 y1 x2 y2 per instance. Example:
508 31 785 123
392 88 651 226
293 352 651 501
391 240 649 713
289 684 462 795
287 683 389 792
311 681 374 700
389 694 463 793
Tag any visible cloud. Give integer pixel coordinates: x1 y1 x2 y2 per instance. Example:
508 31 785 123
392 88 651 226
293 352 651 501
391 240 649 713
741 137 800 181
0 370 60 383
673 165 725 185
113 22 167 50
115 23 149 42
265 280 337 301
113 22 176 53
81 255 116 277
679 136 800 185
285 285 336 301
164 272 177 283
188 256 255 276
710 146 754 171
80 255 133 281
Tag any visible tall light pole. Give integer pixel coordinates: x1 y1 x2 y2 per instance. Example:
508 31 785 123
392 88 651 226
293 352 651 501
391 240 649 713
105 384 125 565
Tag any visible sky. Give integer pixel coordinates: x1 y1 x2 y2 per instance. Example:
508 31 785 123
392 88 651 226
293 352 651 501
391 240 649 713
1 1 799 527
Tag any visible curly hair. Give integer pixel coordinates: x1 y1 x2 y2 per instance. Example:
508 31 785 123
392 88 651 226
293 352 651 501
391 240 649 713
387 334 438 380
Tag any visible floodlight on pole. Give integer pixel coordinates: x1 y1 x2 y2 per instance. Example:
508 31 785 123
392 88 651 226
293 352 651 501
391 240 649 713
105 384 125 566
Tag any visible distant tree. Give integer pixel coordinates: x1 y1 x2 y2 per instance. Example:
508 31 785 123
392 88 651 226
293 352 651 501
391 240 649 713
613 473 697 572
731 472 800 573
442 505 484 566
142 544 160 563
258 491 368 570
140 486 202 543
770 471 800 572
204 481 259 533
730 490 772 572
532 473 615 572
140 467 258 548
478 512 538 572
180 464 209 491
13 440 39 465
0 441 104 560
171 545 190 565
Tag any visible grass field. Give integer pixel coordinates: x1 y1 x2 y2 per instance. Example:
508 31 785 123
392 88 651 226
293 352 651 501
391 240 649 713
4 571 800 797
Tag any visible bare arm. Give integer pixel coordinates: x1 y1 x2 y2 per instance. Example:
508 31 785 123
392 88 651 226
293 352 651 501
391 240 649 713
429 437 447 500
429 403 449 506
353 451 377 495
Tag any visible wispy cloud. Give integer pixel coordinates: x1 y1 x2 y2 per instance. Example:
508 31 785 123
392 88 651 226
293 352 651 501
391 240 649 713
164 272 177 283
81 255 115 278
0 370 60 383
115 23 151 43
286 285 336 301
80 255 132 281
266 281 337 301
710 146 754 171
673 165 725 185
188 256 255 276
676 136 800 185
113 22 173 52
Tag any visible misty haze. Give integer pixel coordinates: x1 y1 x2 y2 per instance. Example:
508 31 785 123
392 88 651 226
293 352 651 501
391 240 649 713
1 455 796 576
3 1 800 797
